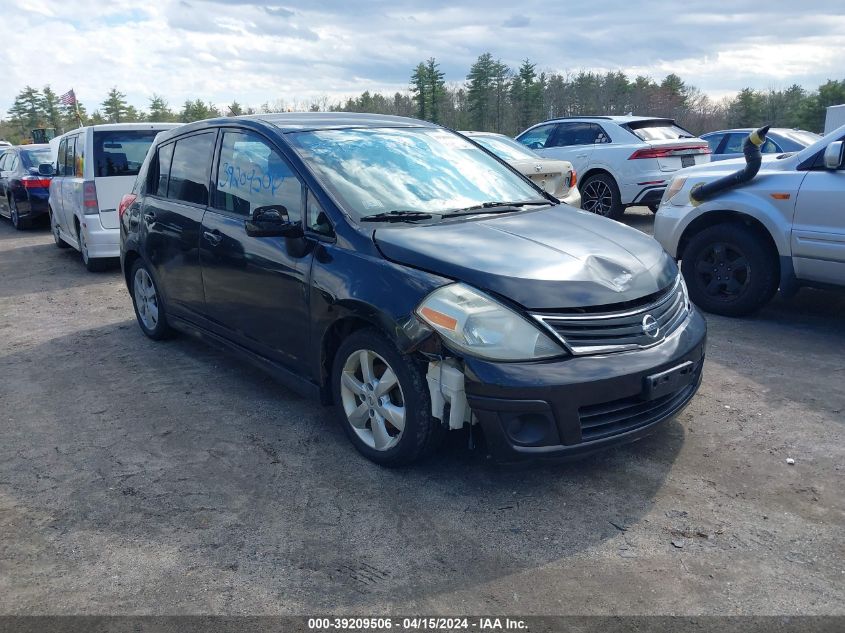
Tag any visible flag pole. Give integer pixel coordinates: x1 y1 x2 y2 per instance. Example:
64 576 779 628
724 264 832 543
73 88 83 128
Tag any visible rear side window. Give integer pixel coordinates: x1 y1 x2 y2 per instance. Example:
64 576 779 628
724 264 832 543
56 139 67 175
517 124 556 150
625 120 695 141
93 130 160 178
22 148 53 169
550 122 608 147
723 133 779 155
0 152 10 171
214 130 303 221
166 132 215 206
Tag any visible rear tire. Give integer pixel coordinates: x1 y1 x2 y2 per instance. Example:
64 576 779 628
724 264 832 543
332 328 443 466
130 259 172 340
50 208 68 248
681 222 779 317
581 173 623 220
10 197 28 230
78 224 109 272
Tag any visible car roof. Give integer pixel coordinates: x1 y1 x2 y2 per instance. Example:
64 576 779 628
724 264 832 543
250 112 436 132
541 115 672 124
58 122 182 137
702 128 810 136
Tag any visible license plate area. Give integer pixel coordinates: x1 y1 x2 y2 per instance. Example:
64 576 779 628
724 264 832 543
643 361 695 400
681 155 695 168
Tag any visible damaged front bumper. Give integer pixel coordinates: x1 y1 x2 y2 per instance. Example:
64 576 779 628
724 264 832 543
436 308 706 462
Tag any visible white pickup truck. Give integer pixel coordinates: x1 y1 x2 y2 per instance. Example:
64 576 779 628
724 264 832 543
654 124 845 316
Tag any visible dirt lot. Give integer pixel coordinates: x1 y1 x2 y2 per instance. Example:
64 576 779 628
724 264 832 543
0 210 843 616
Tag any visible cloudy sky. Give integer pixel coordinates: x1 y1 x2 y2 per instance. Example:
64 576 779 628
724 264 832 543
2 0 844 114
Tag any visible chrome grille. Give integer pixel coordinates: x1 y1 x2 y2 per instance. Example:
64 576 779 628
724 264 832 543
532 275 690 355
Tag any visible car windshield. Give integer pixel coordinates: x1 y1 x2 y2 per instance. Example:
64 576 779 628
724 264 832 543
21 148 53 168
287 127 542 220
471 134 539 161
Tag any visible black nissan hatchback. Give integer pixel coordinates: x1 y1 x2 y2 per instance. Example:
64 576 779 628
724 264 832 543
120 113 706 466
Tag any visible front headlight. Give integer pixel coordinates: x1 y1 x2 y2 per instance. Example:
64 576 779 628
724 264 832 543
416 283 565 361
663 176 688 206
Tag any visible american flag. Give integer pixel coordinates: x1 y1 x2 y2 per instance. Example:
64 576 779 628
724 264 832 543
59 89 77 106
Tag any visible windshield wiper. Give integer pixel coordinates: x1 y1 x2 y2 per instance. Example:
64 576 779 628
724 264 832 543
360 210 434 222
441 200 550 218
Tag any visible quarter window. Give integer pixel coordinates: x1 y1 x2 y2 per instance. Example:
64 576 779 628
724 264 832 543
150 142 174 197
214 130 302 221
307 190 333 236
166 133 216 206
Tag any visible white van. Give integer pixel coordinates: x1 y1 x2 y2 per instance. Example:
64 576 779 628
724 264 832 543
49 123 181 270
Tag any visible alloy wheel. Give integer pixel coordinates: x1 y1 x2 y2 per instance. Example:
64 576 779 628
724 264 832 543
582 179 614 216
694 241 750 300
133 268 160 331
339 349 405 451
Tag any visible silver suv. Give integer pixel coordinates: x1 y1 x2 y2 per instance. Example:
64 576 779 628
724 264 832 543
655 124 845 316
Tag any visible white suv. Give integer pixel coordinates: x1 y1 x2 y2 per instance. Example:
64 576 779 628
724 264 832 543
516 116 710 219
655 124 845 316
49 123 181 271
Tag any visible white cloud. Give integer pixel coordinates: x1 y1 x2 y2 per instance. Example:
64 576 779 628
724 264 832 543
2 0 844 115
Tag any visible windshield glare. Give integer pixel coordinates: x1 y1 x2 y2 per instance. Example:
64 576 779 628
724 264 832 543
22 149 53 168
472 135 539 161
287 127 541 219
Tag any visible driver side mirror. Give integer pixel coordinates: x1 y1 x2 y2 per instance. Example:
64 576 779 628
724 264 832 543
38 163 55 177
823 141 844 170
244 205 304 238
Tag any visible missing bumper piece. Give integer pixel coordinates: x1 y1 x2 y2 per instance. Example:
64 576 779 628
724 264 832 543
426 359 473 430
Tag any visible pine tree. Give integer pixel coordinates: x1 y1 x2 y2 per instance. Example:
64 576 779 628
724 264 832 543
425 58 446 124
148 94 174 121
511 60 541 132
410 62 429 120
102 87 130 123
7 86 45 137
226 101 243 116
466 53 494 130
40 86 64 133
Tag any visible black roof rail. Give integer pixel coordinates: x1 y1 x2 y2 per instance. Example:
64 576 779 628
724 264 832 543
541 115 615 123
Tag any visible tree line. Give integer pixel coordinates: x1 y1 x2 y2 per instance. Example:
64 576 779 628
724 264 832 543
2 53 844 144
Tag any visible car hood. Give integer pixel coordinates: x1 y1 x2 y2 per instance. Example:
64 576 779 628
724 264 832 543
373 206 677 310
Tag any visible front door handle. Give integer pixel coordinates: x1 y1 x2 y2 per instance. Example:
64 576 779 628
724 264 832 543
203 229 223 246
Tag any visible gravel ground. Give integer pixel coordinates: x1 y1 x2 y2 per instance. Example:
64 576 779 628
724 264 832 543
0 209 843 616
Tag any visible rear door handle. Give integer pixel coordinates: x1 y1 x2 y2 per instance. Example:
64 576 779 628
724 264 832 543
143 211 156 224
203 229 223 246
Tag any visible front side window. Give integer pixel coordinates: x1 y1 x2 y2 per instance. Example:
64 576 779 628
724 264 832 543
93 130 161 178
288 127 542 220
214 130 302 222
703 134 724 153
516 124 556 150
167 133 216 206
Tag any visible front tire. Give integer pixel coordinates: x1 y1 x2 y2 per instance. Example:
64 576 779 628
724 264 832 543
130 259 172 340
581 173 623 220
681 222 779 317
332 329 442 466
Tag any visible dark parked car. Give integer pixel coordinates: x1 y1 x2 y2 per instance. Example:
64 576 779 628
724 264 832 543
0 144 53 229
702 128 821 161
120 113 706 466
